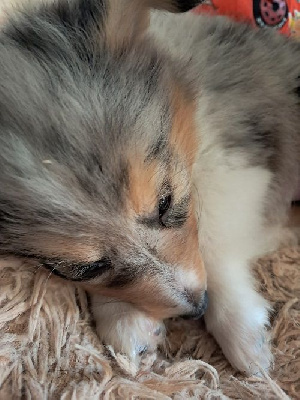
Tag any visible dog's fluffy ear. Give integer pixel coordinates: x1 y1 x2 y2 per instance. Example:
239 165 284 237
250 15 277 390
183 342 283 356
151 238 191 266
105 0 203 51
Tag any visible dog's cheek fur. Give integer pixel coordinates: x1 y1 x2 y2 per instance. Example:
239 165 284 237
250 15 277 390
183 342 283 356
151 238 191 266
160 209 206 279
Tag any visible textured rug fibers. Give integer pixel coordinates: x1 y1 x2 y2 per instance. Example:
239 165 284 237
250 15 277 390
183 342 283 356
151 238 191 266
0 246 299 399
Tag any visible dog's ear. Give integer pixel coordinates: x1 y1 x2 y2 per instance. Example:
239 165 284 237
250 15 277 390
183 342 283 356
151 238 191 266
104 0 203 51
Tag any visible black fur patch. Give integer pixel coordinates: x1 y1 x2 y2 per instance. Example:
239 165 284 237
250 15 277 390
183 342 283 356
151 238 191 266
173 0 204 13
106 266 139 288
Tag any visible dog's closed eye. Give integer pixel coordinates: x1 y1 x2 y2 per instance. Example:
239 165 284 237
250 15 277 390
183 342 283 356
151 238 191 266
78 257 113 281
42 257 113 281
158 194 172 226
139 191 190 229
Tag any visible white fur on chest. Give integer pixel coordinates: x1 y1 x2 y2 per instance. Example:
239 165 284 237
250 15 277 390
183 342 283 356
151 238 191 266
192 131 273 266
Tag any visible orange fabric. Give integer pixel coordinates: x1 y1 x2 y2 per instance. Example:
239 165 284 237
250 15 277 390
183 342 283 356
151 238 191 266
193 0 300 37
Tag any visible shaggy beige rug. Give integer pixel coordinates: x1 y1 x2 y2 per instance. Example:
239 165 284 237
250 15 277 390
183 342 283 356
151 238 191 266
0 246 299 399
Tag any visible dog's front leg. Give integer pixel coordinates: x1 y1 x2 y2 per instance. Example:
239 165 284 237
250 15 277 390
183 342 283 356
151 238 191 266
194 164 275 374
204 260 273 376
91 294 165 361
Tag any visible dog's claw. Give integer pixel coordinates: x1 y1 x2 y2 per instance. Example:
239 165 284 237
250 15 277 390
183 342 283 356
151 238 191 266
138 345 148 355
154 327 162 336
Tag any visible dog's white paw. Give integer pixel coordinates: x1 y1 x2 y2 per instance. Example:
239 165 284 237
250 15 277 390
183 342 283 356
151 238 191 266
205 299 273 376
92 298 164 362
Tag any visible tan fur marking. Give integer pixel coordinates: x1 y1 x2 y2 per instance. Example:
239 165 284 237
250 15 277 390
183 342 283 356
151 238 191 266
127 157 160 215
170 86 198 170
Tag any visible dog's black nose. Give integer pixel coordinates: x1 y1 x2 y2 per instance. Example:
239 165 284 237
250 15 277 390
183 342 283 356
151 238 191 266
181 290 208 320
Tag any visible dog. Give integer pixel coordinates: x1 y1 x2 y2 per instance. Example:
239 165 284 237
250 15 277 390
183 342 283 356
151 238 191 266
0 0 299 376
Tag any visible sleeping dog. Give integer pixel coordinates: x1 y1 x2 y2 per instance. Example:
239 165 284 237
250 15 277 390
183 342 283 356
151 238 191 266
0 0 299 375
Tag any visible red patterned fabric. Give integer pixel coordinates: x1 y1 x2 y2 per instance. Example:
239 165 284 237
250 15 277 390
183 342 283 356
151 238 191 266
193 0 300 36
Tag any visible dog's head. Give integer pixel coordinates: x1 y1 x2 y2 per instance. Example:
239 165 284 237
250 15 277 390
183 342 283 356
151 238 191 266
0 0 207 320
